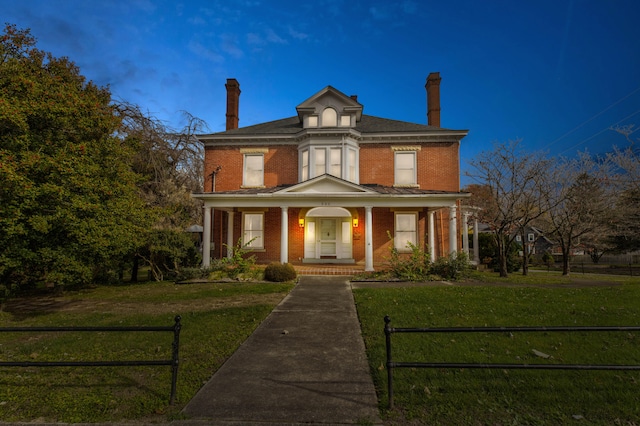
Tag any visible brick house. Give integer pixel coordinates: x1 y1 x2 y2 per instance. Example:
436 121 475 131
193 73 469 271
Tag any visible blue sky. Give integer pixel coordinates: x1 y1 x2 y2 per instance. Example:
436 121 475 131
3 0 640 185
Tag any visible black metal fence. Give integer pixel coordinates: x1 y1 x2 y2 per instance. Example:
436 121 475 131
384 315 640 409
0 315 182 405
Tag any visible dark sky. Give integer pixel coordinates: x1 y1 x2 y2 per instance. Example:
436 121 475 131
4 0 639 184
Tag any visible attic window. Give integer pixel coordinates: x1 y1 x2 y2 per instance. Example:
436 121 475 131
321 107 337 127
307 116 318 127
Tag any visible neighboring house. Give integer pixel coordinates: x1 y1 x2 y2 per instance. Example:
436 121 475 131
515 226 554 257
192 73 469 271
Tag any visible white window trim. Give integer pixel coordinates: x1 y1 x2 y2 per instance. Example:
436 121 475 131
394 150 417 187
394 212 418 252
242 152 264 188
242 212 264 250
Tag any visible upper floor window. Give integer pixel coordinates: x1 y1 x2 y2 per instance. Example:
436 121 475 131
394 151 417 186
329 148 341 177
314 148 326 176
321 107 337 127
301 150 309 181
242 152 264 187
299 141 358 183
347 148 357 182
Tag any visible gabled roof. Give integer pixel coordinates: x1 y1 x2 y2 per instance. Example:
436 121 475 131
295 85 363 121
276 174 377 194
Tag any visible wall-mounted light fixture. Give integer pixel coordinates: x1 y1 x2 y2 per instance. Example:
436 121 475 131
352 218 358 228
299 218 305 228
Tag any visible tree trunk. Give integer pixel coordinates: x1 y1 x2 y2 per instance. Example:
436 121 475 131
131 255 139 283
494 233 509 277
562 246 571 276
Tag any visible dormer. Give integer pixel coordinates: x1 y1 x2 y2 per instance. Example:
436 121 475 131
296 86 363 129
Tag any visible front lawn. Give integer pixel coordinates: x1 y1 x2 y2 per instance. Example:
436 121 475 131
0 281 294 423
353 274 640 425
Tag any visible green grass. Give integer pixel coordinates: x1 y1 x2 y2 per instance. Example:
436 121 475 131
0 281 294 423
353 274 640 425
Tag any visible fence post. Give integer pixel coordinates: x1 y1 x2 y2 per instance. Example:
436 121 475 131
384 315 394 409
169 315 182 405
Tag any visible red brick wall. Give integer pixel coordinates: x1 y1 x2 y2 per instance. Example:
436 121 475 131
359 142 459 191
204 144 298 192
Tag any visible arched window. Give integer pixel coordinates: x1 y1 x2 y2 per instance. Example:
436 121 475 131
321 107 337 127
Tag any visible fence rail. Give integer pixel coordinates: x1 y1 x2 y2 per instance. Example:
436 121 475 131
0 315 182 405
384 316 640 409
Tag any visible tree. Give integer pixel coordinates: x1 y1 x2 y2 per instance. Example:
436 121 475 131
113 103 207 281
603 125 640 253
0 24 152 292
466 140 551 277
538 154 615 275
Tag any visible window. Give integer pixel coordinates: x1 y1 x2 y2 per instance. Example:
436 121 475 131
394 151 416 186
516 235 522 242
301 150 309 181
329 148 341 177
307 116 318 127
347 148 357 182
321 107 337 127
314 148 326 176
340 115 351 127
243 213 264 249
395 212 417 251
528 233 535 242
243 153 264 187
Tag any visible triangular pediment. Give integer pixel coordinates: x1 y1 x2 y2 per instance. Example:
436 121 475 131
276 174 375 194
296 86 363 121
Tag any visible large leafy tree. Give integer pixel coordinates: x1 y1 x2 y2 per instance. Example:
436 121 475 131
0 24 152 292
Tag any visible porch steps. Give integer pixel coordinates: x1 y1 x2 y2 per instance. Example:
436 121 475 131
293 264 365 276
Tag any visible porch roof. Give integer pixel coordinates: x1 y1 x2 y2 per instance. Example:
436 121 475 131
192 176 469 209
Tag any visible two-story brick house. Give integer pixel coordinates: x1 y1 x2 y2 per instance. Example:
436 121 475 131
193 73 469 271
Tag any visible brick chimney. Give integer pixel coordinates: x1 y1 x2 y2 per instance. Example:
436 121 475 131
425 72 441 127
225 78 240 130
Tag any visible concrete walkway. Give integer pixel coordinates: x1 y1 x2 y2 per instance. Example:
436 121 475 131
179 275 382 425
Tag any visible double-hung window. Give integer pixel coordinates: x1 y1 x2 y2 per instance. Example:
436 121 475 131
243 153 264 187
394 151 417 186
329 148 341 177
301 150 309 181
243 213 264 249
394 212 418 252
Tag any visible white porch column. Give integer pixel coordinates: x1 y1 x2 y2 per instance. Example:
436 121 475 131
202 206 212 268
449 205 457 254
365 206 374 271
280 206 289 264
428 210 436 261
226 211 234 259
473 217 480 264
462 212 470 257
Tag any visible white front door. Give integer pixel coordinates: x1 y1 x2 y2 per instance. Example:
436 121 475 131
318 219 337 257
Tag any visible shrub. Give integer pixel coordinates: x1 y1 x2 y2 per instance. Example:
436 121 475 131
264 262 297 282
432 251 471 280
221 238 257 278
386 231 432 281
